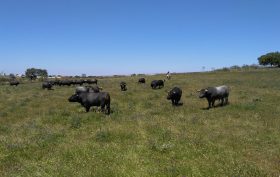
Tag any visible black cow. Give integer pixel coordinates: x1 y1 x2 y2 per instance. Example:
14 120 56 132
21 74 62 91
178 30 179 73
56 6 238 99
86 79 98 85
9 80 19 86
52 80 60 86
47 80 55 85
167 87 182 105
151 80 165 89
42 82 53 90
59 80 72 86
68 92 110 114
138 78 146 84
73 80 84 86
197 85 229 109
120 81 127 91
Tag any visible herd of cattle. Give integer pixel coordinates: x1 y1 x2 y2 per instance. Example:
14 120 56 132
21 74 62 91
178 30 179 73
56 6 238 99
8 77 230 115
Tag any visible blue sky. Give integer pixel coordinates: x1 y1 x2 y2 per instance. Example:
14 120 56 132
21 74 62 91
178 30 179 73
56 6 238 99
0 0 279 76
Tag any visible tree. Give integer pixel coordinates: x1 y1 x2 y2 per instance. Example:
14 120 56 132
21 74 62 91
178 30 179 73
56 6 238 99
25 68 48 80
258 52 280 67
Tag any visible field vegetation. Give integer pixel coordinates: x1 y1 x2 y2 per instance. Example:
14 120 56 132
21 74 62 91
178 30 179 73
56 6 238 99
0 69 280 176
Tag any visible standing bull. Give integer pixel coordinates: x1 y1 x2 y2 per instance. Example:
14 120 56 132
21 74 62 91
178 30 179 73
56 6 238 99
167 87 182 105
151 80 165 89
42 82 53 90
68 91 111 114
197 85 229 109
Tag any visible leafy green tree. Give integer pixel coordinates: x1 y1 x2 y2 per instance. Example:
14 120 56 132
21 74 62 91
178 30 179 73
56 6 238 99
258 52 280 67
25 68 48 80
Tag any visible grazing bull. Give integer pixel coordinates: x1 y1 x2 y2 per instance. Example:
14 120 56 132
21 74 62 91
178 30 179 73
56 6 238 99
197 85 229 109
151 80 165 89
167 87 182 105
138 78 146 84
42 82 53 90
68 91 110 114
9 80 19 86
120 81 127 91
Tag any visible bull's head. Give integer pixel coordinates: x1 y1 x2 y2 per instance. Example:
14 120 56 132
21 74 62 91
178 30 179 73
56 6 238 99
197 89 208 98
166 90 176 100
68 94 81 102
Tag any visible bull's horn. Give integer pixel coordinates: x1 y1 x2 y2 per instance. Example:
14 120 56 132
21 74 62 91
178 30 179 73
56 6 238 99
196 89 201 92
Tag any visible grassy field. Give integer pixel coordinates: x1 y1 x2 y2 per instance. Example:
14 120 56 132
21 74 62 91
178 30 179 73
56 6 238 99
0 69 280 176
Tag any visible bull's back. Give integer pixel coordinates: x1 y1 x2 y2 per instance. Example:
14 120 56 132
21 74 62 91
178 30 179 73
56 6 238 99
216 85 229 96
86 92 110 105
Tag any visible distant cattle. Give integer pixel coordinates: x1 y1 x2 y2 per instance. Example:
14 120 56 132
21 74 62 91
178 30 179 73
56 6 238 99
138 78 146 84
120 81 127 91
167 87 182 105
51 80 60 86
197 85 229 109
9 80 19 86
151 80 165 89
166 71 171 80
85 79 98 85
42 82 53 90
59 80 72 86
73 80 84 86
68 91 110 114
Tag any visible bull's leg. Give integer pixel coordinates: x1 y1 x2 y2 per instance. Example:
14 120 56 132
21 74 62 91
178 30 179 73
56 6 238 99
172 99 175 105
207 100 211 109
100 100 105 113
221 98 224 106
85 106 90 112
225 97 229 104
212 100 215 107
101 105 105 113
106 104 110 115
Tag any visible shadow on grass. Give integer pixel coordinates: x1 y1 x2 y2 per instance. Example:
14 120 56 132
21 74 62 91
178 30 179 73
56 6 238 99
200 103 230 110
172 102 183 106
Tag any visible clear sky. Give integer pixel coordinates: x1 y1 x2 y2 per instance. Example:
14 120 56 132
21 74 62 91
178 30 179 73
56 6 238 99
0 0 279 76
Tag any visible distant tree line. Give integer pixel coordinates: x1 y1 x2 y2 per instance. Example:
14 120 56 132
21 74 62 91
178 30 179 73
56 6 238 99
214 64 263 72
